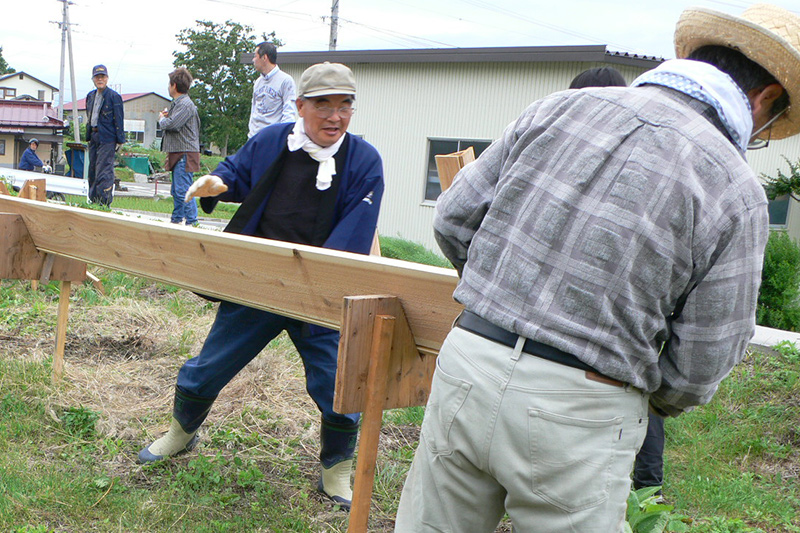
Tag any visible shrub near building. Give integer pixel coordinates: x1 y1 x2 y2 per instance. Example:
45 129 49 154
757 230 800 331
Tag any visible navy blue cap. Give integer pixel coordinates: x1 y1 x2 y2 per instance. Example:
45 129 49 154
92 64 108 77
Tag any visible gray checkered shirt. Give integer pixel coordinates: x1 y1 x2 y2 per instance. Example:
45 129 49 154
160 94 200 153
434 85 768 417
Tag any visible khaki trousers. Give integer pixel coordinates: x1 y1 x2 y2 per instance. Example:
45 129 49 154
395 327 649 533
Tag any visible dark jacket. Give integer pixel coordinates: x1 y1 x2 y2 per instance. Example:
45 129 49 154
19 147 44 171
85 87 125 144
201 122 384 256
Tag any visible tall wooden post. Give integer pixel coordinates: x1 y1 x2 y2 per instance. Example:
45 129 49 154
349 314 395 530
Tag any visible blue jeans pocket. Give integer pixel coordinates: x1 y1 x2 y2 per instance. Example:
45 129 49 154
421 356 472 456
529 408 623 512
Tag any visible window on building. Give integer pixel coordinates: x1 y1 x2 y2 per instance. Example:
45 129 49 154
425 138 491 201
123 119 146 145
768 195 790 227
126 131 145 143
38 90 45 101
0 139 5 155
155 122 163 139
2 88 16 98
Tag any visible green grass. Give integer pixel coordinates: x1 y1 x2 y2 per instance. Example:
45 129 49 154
1 239 798 531
664 345 800 532
379 236 453 269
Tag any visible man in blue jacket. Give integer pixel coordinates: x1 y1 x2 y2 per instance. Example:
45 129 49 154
85 64 124 206
19 138 44 171
138 62 384 511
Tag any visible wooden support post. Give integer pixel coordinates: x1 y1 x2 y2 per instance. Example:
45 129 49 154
349 314 395 532
20 178 47 202
19 179 47 292
369 230 381 257
434 146 475 192
86 271 105 295
53 280 71 381
40 253 56 284
0 203 86 381
337 295 433 532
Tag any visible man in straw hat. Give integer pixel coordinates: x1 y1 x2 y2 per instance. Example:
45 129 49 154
137 62 384 511
396 4 798 532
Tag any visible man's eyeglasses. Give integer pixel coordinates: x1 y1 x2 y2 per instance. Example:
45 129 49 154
747 107 788 150
312 104 356 119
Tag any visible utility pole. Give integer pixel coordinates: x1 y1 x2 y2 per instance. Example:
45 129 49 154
328 0 339 51
55 0 80 142
63 0 80 143
57 0 67 122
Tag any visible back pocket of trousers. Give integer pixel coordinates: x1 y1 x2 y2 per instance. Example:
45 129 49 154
421 357 471 456
529 408 622 512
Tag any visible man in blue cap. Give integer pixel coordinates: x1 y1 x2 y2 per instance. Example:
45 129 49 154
85 64 124 206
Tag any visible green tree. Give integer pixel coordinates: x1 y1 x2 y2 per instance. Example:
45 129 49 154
173 21 282 157
0 46 15 75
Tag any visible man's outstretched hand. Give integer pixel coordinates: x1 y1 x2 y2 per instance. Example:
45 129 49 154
185 175 228 202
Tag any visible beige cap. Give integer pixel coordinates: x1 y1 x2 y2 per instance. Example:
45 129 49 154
674 3 800 139
298 62 356 98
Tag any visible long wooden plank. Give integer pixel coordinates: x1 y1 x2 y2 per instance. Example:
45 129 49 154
0 195 461 354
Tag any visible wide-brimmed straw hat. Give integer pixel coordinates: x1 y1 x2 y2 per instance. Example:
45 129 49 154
674 3 800 139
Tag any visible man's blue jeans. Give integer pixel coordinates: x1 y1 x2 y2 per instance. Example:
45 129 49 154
176 301 359 428
170 155 198 224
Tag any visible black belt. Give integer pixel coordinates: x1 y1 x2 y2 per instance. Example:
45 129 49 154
454 310 624 387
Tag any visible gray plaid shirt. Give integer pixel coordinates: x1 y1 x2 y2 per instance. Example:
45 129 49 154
160 94 200 153
434 85 768 417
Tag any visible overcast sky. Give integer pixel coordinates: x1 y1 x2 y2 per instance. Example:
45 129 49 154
2 0 798 106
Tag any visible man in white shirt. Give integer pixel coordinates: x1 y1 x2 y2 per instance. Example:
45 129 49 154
248 42 297 138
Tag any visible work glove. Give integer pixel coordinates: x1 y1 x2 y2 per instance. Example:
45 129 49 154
185 174 228 201
115 143 123 152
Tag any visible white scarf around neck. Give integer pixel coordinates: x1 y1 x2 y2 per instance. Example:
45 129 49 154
632 59 753 154
287 118 345 191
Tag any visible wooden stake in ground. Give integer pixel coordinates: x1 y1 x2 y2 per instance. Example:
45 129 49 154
337 296 426 532
53 280 71 380
349 313 395 532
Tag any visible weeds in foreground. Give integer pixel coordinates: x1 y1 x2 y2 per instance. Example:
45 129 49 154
625 486 690 532
1 263 798 531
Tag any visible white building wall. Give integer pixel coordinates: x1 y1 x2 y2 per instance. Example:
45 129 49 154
284 60 650 252
0 73 57 102
284 59 800 251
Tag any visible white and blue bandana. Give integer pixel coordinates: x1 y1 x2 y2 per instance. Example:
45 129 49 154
632 59 753 154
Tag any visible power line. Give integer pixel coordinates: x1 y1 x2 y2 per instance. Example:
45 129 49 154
457 0 638 52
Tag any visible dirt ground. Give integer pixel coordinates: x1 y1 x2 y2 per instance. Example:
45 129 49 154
1 285 448 531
